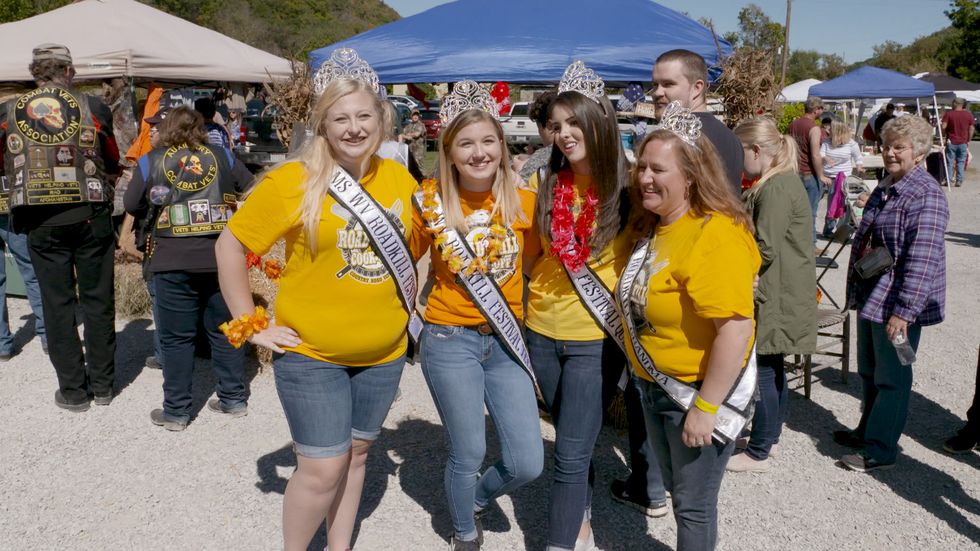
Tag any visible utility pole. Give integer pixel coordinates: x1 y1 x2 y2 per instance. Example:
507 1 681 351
779 0 792 88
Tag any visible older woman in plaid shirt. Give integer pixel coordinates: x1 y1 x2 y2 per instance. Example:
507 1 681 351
835 115 949 473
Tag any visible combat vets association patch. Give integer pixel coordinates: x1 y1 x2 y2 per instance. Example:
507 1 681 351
6 134 24 154
14 87 82 145
164 145 217 192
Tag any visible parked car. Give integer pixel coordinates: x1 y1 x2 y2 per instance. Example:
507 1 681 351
418 107 442 149
389 95 422 110
500 102 540 147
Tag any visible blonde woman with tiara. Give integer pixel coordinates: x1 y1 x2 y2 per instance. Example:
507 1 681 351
728 117 816 473
410 81 542 550
215 50 419 551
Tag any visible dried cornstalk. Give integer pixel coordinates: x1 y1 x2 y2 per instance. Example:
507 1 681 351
717 48 780 127
265 60 314 148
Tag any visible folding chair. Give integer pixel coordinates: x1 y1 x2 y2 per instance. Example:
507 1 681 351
791 180 868 398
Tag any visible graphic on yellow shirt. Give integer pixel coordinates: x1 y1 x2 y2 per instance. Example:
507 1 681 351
463 209 520 284
331 198 406 284
628 245 669 336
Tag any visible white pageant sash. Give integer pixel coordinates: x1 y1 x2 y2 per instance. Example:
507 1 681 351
328 168 422 343
616 235 757 444
413 190 534 382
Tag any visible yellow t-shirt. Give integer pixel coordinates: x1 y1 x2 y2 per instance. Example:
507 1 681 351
228 158 418 366
624 211 760 383
526 172 631 341
411 187 539 326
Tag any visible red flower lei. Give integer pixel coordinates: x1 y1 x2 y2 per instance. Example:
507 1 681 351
550 170 598 271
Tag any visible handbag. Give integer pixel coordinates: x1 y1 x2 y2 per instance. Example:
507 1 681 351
853 246 894 280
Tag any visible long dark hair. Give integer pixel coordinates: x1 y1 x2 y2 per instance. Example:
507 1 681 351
535 91 628 254
157 106 207 149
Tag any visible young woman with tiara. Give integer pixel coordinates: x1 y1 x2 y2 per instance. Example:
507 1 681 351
215 49 420 551
525 61 636 551
410 81 542 550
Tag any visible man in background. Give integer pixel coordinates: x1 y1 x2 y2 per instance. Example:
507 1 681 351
942 98 975 187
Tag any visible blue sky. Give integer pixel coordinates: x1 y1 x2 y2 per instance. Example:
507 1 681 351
385 0 952 63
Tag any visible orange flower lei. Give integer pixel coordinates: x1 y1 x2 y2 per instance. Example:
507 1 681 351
420 179 508 277
218 306 270 348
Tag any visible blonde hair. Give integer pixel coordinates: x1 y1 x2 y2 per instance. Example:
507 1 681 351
296 79 385 255
438 110 525 232
734 117 799 186
829 119 852 148
630 129 754 235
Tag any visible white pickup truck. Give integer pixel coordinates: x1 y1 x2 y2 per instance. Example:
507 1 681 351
500 102 541 147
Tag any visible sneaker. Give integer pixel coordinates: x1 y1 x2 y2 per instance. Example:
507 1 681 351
954 180 963 187
609 479 669 518
726 452 771 473
150 408 188 431
54 390 90 413
145 356 163 370
943 432 979 454
448 537 480 551
839 451 894 473
207 398 247 418
833 429 864 449
0 351 12 362
93 392 113 406
734 437 780 458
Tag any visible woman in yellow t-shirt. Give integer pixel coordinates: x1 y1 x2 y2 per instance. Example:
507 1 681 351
215 76 417 551
617 103 760 551
526 75 638 550
410 87 543 549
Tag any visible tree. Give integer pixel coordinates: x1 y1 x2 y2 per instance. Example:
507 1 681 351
945 0 980 81
733 4 785 53
0 0 70 23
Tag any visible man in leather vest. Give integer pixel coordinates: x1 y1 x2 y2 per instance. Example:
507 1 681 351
0 44 120 412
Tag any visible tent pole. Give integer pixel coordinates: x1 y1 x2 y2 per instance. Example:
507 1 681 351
933 95 949 189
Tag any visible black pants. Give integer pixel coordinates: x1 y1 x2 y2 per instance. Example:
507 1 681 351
28 213 116 403
963 347 980 439
153 271 245 420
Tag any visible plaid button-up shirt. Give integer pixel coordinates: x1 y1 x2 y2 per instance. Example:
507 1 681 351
847 165 948 326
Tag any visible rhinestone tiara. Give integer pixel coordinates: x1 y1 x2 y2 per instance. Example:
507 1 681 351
439 81 498 125
312 48 383 97
653 101 702 148
557 60 604 104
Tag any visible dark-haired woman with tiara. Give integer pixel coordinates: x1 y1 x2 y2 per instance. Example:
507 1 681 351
525 61 638 551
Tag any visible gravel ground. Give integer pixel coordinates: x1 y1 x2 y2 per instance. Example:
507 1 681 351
1 150 978 550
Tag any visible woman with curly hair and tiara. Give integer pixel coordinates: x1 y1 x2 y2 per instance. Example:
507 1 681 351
215 50 419 551
616 102 760 551
525 61 638 551
410 81 542 551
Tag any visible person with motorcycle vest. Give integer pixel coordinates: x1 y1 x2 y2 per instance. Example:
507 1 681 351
124 106 254 431
0 43 120 412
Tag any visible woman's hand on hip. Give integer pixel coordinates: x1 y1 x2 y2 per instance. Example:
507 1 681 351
250 323 302 353
682 408 717 448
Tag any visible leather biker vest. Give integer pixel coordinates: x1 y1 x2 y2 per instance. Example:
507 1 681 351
3 86 108 214
139 142 236 238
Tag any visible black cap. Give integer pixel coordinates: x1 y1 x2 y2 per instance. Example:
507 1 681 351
144 107 170 125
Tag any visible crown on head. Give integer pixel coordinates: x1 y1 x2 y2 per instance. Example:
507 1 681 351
312 48 382 97
439 81 498 125
653 101 702 148
557 60 604 104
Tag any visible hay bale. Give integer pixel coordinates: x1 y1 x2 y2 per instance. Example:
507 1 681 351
114 262 151 319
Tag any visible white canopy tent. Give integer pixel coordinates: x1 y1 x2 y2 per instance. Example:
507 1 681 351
777 78 822 103
0 0 291 83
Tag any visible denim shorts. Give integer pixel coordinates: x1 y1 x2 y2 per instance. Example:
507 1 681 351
273 352 405 458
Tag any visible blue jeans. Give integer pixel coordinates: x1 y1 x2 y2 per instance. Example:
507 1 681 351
947 142 968 184
801 174 821 242
620 375 668 504
528 330 623 550
421 323 543 541
855 318 922 464
745 354 787 460
635 379 734 551
274 351 404 458
0 215 46 354
153 271 245 420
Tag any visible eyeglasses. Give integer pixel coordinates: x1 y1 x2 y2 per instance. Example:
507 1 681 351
881 144 912 154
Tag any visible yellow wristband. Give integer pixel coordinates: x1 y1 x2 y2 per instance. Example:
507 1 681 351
694 394 719 415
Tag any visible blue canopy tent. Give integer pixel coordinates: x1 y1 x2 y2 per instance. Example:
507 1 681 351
811 66 948 187
309 0 731 84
